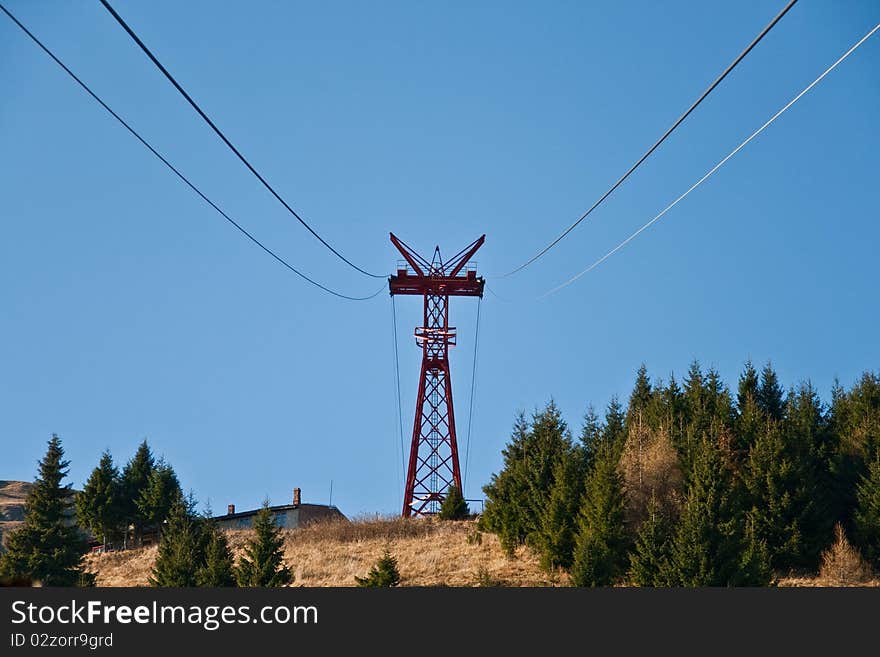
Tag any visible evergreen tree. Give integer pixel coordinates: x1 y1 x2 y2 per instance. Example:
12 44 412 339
680 361 708 474
197 522 236 587
742 421 809 571
75 450 123 546
784 382 835 567
579 406 603 466
136 460 181 539
627 365 652 426
738 515 774 586
149 497 203 587
757 363 785 422
536 451 583 570
735 361 763 455
482 404 572 554
665 439 743 586
235 502 292 587
438 484 469 520
829 372 880 527
853 456 880 568
628 494 673 586
602 397 627 459
121 440 155 546
660 374 685 438
570 446 627 586
705 367 734 436
355 549 401 587
0 435 92 586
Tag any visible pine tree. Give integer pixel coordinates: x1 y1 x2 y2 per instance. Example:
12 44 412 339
197 522 236 587
784 382 835 567
602 397 627 459
853 456 880 568
829 372 880 528
738 514 773 586
235 502 292 587
75 450 123 546
149 497 203 587
536 451 583 570
628 494 673 586
136 460 181 540
757 363 785 422
735 361 763 456
627 364 652 425
482 404 572 554
0 435 92 586
570 446 627 586
742 421 809 571
121 440 155 546
355 549 401 587
665 439 742 586
579 406 603 467
438 484 469 520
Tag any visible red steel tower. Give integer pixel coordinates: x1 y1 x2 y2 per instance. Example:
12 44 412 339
389 233 485 517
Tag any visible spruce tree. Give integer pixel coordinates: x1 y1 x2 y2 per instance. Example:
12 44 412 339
482 404 572 554
149 497 203 587
136 460 181 540
757 363 785 422
627 365 653 425
784 382 835 567
438 484 469 520
355 549 401 587
602 397 627 459
738 515 773 586
628 494 673 587
536 451 583 570
665 439 741 586
570 446 627 586
734 361 763 456
0 435 92 586
742 421 809 571
196 522 236 587
853 456 880 568
75 450 123 546
121 440 155 546
579 406 603 467
235 502 292 587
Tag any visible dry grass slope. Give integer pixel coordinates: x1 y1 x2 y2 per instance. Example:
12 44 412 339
85 515 880 587
86 517 566 587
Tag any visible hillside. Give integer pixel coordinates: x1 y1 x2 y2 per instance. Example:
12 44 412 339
0 480 32 548
83 516 879 587
86 517 561 587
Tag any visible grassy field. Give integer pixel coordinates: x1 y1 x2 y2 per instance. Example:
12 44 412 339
84 516 879 587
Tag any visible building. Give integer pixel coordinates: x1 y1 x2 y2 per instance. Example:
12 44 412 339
213 487 345 531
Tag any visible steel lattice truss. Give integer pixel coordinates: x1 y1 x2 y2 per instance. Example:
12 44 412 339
389 233 485 517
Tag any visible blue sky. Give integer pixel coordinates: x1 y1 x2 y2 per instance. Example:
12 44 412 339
2 1 878 517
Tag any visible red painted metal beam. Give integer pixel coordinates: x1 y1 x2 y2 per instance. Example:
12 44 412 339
389 234 484 517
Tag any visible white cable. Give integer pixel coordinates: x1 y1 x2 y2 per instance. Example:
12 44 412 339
541 21 880 299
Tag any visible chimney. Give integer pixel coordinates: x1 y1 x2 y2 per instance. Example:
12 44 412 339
227 504 235 515
293 488 301 506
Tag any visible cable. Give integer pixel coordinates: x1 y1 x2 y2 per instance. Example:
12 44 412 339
501 0 799 278
391 297 407 488
0 3 384 302
540 20 880 298
463 297 482 491
97 0 383 279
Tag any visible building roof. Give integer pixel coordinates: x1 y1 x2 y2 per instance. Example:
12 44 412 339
212 503 344 523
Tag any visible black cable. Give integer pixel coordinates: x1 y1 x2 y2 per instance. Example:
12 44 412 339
501 0 799 277
0 3 383 302
97 0 383 279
